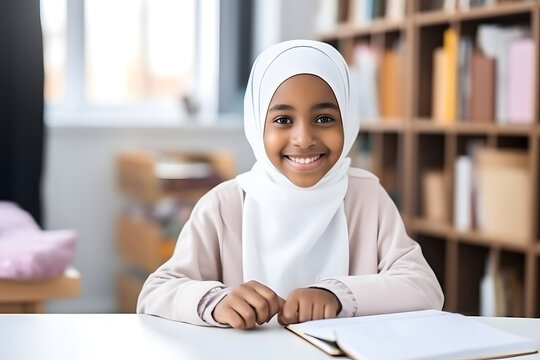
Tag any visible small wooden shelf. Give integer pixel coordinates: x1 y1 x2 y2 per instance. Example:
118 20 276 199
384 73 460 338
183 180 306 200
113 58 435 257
0 268 80 313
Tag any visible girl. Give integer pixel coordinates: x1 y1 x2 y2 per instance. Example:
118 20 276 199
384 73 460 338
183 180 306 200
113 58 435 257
137 40 444 329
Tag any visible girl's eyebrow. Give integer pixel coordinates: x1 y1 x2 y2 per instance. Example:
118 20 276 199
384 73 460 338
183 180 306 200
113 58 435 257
268 104 294 112
268 102 339 112
312 102 339 111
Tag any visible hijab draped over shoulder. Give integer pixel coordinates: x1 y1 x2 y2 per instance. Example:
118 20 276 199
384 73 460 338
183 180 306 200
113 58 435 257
236 40 360 297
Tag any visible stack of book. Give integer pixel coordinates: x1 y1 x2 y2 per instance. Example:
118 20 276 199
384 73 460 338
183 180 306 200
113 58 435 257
350 41 404 123
452 148 531 243
434 25 535 124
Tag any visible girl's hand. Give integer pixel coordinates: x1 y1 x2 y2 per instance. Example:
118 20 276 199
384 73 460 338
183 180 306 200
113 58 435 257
212 280 285 329
278 288 342 325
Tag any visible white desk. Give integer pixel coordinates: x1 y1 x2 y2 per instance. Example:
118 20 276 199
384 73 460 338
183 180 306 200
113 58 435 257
0 314 539 360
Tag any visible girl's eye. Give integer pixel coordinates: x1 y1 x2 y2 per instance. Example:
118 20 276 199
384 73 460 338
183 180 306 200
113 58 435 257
274 117 292 125
316 116 334 124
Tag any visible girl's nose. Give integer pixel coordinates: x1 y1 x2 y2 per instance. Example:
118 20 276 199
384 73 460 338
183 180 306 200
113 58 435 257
291 121 316 148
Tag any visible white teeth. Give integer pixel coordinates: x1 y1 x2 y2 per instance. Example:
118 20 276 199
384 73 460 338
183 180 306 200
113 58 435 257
288 155 321 164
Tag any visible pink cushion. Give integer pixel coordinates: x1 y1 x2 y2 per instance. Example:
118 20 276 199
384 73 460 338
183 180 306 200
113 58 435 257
0 202 76 280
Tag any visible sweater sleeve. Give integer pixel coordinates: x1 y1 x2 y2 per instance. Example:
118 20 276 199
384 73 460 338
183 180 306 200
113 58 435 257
328 185 444 316
136 188 228 326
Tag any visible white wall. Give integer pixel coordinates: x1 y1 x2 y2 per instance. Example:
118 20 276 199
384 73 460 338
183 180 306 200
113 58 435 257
252 0 317 59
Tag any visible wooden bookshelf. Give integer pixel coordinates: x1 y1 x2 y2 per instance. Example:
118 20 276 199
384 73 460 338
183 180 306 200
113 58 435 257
318 0 540 317
114 150 235 312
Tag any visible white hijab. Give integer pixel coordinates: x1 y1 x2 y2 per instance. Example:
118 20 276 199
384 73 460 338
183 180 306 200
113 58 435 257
236 40 360 297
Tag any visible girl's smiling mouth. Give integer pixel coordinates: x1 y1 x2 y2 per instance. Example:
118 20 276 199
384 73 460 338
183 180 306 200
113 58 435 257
284 154 325 170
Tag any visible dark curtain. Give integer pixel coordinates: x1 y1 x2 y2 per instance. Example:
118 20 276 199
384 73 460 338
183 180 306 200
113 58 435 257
0 0 45 225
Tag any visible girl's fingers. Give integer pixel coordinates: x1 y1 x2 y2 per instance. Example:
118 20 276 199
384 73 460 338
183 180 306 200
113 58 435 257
243 281 284 323
217 281 286 328
227 308 247 329
324 302 339 319
312 302 326 321
239 287 270 325
231 298 257 329
298 300 313 323
279 298 299 325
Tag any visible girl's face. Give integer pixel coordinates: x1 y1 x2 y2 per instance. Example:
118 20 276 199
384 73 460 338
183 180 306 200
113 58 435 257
263 74 344 188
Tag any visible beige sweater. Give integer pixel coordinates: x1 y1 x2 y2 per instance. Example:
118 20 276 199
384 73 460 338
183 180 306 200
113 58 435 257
137 169 444 326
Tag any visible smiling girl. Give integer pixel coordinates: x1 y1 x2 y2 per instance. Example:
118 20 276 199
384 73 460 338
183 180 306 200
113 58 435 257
137 40 444 329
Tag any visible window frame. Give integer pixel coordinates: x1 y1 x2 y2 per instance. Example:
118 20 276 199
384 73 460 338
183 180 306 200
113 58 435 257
44 0 221 127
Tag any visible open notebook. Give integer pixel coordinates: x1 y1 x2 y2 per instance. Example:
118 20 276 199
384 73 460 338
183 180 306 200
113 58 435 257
286 310 537 360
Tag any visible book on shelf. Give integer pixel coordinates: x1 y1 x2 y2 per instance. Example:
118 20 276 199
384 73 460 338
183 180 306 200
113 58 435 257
453 156 473 230
477 25 529 124
461 0 497 9
443 0 457 12
351 43 379 121
286 309 537 359
458 36 473 121
385 0 405 21
507 37 535 124
480 253 506 317
337 0 350 23
432 28 457 123
314 0 339 32
350 0 387 25
422 169 447 222
350 0 373 25
480 254 525 318
501 265 525 317
469 51 495 122
378 47 404 120
432 47 447 122
458 0 470 10
444 28 458 123
475 148 531 244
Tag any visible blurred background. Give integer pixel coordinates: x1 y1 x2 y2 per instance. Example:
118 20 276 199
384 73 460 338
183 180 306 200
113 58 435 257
2 0 539 317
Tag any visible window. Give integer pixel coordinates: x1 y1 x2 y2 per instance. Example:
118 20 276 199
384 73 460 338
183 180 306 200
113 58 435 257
41 0 66 103
40 0 220 125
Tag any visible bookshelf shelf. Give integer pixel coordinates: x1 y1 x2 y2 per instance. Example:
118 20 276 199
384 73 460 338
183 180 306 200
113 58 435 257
319 0 540 317
457 2 535 21
414 11 456 26
412 217 531 252
350 19 406 35
359 121 405 132
455 231 531 253
412 120 536 135
317 24 358 41
411 217 453 237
